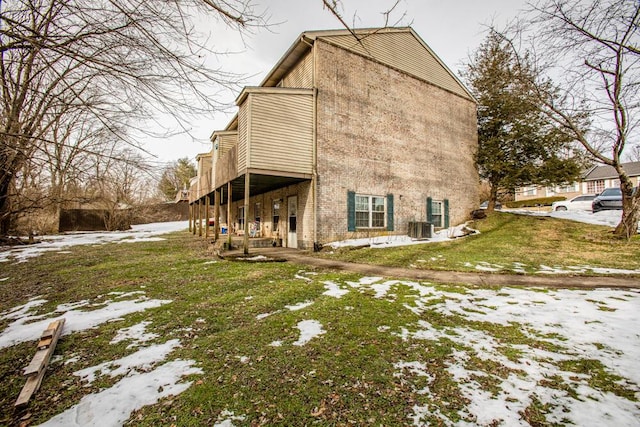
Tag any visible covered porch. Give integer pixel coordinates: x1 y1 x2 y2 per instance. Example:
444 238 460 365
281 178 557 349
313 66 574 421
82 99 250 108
190 170 312 254
189 85 316 252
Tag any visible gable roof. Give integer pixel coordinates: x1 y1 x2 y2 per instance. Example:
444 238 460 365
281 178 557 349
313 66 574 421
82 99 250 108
260 27 474 101
583 161 640 180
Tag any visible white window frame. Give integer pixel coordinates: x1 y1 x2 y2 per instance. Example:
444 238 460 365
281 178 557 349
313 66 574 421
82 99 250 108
238 206 245 230
272 200 281 232
523 186 537 196
355 194 386 229
431 199 444 228
587 180 605 194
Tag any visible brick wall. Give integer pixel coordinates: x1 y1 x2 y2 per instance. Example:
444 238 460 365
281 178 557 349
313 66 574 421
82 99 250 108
314 40 479 242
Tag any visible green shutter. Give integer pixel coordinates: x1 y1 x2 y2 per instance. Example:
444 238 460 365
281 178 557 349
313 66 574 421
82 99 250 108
444 199 450 228
426 197 433 223
386 194 394 231
347 191 356 231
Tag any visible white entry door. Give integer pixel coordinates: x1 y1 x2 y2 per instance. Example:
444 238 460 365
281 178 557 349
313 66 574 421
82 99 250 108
287 196 297 249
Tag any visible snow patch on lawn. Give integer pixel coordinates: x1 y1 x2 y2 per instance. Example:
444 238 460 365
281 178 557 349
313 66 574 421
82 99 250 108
328 223 477 249
1 296 47 320
256 310 280 320
0 221 187 263
463 261 640 275
358 280 640 426
39 358 201 427
36 326 199 426
110 321 160 348
0 294 171 349
285 301 314 311
74 339 182 384
213 410 246 427
293 320 326 346
509 208 629 229
322 281 349 298
322 277 639 425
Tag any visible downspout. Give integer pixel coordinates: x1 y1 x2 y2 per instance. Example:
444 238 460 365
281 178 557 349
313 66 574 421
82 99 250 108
302 35 319 251
312 87 318 250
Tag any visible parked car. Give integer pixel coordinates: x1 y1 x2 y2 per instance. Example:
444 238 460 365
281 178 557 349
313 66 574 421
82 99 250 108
551 194 596 211
479 200 502 210
592 188 622 212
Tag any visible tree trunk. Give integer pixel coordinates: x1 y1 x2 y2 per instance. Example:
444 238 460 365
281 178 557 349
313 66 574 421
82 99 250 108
0 175 13 235
486 185 499 213
614 176 640 239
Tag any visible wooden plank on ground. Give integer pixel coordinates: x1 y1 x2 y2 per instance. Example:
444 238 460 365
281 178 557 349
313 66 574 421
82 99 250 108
15 318 65 407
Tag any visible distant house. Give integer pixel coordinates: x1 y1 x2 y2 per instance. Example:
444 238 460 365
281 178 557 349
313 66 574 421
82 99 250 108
515 161 640 201
189 27 479 249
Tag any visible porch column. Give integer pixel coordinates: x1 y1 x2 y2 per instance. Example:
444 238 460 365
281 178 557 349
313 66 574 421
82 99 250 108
243 173 250 255
192 204 196 235
188 203 192 233
205 194 210 239
214 189 220 241
198 200 203 237
227 182 232 248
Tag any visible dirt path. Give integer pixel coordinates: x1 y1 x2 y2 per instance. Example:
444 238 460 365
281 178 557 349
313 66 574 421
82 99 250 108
224 247 640 289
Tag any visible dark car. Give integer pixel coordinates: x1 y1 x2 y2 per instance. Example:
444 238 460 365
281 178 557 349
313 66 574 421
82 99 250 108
592 188 622 212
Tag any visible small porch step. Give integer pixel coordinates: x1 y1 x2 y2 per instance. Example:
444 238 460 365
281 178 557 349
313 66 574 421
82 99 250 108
227 236 279 249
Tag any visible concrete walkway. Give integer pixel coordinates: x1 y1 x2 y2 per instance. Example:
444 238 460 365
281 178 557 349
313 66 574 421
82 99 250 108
224 247 640 289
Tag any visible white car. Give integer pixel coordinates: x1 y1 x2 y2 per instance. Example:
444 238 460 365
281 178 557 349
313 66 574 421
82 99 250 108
551 194 596 211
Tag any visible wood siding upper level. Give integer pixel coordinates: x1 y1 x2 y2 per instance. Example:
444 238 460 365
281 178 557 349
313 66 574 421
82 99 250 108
281 51 313 88
318 31 471 99
237 87 314 175
189 153 212 202
212 87 314 188
214 132 237 160
215 144 238 190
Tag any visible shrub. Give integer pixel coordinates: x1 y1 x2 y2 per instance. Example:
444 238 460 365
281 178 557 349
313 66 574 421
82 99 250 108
505 196 566 208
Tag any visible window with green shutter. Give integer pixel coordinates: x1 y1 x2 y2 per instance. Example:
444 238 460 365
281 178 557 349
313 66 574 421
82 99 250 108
386 194 394 231
427 197 449 228
444 199 450 228
349 192 390 230
347 191 356 231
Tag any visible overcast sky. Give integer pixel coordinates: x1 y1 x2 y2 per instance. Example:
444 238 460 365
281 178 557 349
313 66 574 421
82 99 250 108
145 0 530 164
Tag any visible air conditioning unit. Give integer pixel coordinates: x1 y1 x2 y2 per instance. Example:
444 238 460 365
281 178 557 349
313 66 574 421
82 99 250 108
407 222 433 239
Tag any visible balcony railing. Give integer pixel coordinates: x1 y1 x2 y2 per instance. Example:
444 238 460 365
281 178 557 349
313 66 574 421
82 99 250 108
188 171 212 203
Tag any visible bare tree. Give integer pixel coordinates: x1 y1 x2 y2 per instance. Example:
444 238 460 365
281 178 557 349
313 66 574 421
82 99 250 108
496 0 639 238
0 0 266 234
77 146 154 230
321 0 410 53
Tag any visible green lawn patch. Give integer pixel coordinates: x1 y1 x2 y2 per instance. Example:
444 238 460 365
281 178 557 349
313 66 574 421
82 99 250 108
318 212 640 275
0 231 638 426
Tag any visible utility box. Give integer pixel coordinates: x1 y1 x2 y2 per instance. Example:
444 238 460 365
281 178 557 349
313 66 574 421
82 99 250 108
408 222 433 239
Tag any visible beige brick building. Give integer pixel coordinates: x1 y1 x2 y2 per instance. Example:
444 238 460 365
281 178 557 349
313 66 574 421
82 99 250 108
189 27 479 250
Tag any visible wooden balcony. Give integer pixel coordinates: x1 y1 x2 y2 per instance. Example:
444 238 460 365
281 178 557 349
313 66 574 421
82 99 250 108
190 87 314 205
214 87 314 195
188 171 212 203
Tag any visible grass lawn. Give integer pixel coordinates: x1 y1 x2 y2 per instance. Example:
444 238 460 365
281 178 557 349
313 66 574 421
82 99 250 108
318 212 640 275
0 222 639 426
